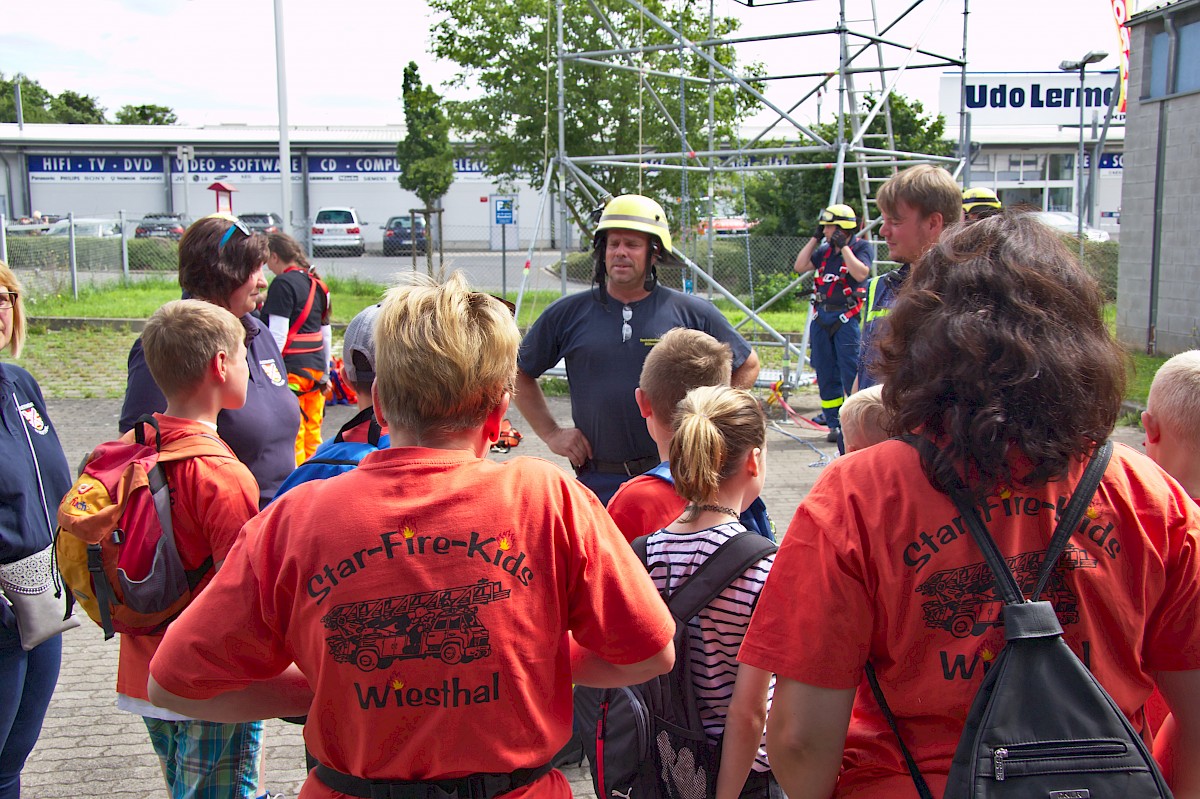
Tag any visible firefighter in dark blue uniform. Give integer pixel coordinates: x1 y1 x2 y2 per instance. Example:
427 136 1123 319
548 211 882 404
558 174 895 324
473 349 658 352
793 204 873 442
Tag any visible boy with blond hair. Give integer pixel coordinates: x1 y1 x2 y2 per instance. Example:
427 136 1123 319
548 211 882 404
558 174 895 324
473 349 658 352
839 384 891 453
607 327 773 541
148 272 674 799
119 299 265 799
1143 350 1200 499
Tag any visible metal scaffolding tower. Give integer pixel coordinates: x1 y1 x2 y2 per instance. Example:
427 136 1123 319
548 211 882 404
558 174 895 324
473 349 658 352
519 0 970 371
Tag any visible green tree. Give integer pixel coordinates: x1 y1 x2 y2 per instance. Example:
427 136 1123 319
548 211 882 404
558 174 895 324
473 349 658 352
745 93 955 236
396 62 455 277
115 104 178 125
428 0 761 228
48 90 106 124
0 73 56 123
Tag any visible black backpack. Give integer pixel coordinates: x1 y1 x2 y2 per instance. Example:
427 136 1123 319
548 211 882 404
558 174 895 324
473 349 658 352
869 440 1173 798
575 531 777 799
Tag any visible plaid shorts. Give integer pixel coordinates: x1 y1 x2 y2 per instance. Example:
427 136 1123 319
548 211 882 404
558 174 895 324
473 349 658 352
143 717 263 799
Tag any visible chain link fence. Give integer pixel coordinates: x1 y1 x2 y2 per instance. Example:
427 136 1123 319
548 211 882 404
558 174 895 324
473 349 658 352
1 213 1120 304
0 212 180 297
556 231 1118 308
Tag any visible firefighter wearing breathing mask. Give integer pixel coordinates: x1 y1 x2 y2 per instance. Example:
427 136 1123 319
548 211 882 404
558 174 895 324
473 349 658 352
793 204 873 443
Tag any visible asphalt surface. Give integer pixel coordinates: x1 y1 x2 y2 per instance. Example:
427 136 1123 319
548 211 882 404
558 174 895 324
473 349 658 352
315 250 589 295
24 394 1145 798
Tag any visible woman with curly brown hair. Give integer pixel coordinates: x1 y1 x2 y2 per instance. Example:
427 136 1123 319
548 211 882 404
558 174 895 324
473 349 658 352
120 214 301 507
739 212 1200 798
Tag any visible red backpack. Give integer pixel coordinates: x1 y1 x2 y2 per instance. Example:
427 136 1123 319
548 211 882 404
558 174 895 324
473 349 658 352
55 416 235 639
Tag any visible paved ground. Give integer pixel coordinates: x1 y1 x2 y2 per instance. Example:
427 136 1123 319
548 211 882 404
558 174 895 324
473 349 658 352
23 394 1145 798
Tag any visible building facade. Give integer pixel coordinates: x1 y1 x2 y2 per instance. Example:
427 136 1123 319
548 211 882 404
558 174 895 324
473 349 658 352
0 123 559 251
1117 0 1200 356
940 71 1126 240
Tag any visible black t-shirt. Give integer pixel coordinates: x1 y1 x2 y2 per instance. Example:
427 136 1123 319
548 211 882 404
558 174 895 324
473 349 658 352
262 269 330 375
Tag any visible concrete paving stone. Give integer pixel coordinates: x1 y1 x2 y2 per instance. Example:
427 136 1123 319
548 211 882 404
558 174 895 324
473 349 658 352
19 395 1146 798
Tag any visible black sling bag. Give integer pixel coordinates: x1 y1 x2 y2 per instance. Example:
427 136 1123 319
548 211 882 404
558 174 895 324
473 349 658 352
867 440 1173 798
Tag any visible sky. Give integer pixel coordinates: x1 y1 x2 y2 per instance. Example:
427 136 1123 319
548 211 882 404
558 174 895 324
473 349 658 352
0 0 1138 131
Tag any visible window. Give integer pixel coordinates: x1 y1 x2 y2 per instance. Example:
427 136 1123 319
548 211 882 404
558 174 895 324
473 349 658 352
1048 187 1074 213
1178 19 1200 93
1149 30 1170 98
1144 10 1200 99
1006 153 1043 181
1048 154 1076 181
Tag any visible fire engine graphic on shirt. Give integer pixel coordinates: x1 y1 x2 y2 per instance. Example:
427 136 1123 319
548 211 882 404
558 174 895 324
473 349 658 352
917 546 1098 638
322 579 511 672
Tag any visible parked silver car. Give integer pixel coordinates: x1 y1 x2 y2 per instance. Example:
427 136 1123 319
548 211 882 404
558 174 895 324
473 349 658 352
45 218 123 238
312 207 365 256
1033 211 1111 242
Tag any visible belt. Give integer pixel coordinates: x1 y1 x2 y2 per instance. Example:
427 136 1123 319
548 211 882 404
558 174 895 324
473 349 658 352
579 454 659 477
313 762 554 799
816 302 853 312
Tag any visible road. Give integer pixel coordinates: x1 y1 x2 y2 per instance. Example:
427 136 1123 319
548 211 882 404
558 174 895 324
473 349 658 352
316 249 591 295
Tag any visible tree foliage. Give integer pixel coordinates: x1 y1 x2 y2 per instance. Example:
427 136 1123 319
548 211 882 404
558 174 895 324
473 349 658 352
428 0 761 221
745 93 955 236
0 73 58 123
396 62 455 276
48 90 106 124
116 104 178 125
0 71 176 125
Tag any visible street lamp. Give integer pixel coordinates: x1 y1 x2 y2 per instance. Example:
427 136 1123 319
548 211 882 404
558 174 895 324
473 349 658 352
1060 50 1108 257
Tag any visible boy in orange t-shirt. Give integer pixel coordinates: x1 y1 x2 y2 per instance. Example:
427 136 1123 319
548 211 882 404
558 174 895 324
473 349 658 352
607 327 774 542
1141 351 1200 759
147 273 675 799
606 328 732 541
116 300 263 799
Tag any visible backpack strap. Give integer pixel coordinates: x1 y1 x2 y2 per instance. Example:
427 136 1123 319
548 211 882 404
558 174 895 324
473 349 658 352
156 433 237 464
282 267 319 354
333 406 383 448
129 415 234 463
1031 441 1112 601
864 662 934 799
631 532 776 623
280 266 328 352
942 440 1113 606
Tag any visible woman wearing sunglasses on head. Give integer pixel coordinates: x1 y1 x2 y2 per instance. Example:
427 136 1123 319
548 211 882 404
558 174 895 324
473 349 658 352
0 262 73 799
119 214 301 508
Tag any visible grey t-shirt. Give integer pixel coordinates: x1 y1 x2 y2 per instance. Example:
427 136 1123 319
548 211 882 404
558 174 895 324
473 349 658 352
518 285 753 465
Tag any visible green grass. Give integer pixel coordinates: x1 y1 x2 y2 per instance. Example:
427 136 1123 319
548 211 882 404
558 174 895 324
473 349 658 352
27 275 390 326
1126 350 1168 408
25 277 182 319
25 276 569 330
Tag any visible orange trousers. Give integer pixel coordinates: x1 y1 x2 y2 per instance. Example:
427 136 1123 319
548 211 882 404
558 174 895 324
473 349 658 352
288 369 326 465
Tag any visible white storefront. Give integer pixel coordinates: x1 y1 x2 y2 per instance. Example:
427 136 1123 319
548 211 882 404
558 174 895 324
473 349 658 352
0 124 558 251
940 72 1125 239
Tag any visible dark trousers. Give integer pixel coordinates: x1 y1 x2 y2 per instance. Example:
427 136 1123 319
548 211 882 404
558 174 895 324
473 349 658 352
0 627 61 799
574 468 630 507
810 310 861 429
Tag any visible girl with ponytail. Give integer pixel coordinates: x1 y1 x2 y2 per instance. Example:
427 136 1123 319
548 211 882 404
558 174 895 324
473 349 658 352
646 384 781 799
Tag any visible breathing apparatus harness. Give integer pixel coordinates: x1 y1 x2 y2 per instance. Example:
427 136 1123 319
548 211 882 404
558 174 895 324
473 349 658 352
812 237 865 336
